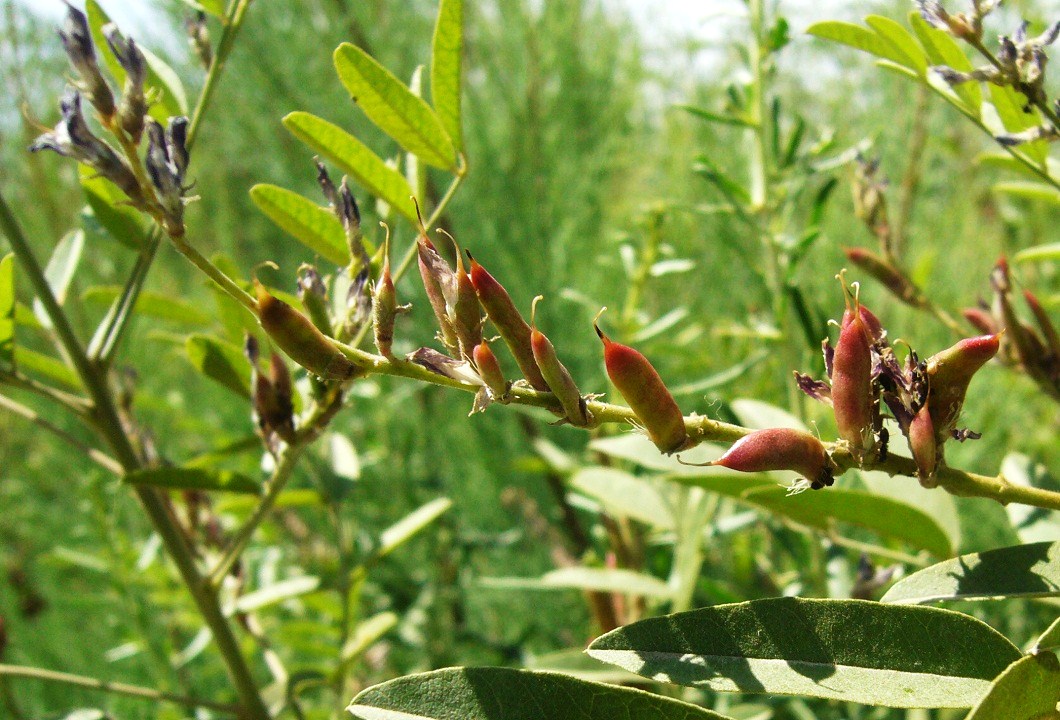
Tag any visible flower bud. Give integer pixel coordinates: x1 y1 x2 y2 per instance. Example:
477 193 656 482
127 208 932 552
907 402 937 488
185 11 212 69
468 251 550 391
596 317 687 454
102 24 147 142
530 297 590 426
472 339 508 400
372 228 409 358
144 119 185 225
843 247 928 309
831 289 877 460
255 280 363 381
709 428 834 490
925 333 1000 442
58 1 115 117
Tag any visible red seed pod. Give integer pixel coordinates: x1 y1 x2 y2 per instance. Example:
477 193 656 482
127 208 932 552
472 339 508 399
440 231 483 360
1023 289 1060 359
907 402 938 488
710 428 834 489
595 315 687 453
843 247 928 309
530 296 590 426
467 251 550 391
925 333 1001 442
831 284 877 459
373 226 409 358
962 307 998 336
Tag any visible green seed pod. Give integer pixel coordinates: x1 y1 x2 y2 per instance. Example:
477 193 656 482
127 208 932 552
831 284 877 460
467 251 550 391
907 402 937 488
530 296 590 426
473 339 508 400
709 428 834 490
596 315 687 454
925 333 1000 443
255 280 362 381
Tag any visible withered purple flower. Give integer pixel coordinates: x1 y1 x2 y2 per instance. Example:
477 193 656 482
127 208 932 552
58 1 114 117
145 118 187 225
103 23 148 142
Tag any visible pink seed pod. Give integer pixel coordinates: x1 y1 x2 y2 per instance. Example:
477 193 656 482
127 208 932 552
530 296 589 426
472 339 508 400
710 428 834 490
925 333 1001 442
907 403 938 488
831 281 877 460
417 234 458 354
962 307 997 336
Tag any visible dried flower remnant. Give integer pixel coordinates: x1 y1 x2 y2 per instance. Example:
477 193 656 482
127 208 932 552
58 1 114 117
530 296 590 427
102 23 148 142
595 312 688 454
915 0 1000 42
685 428 835 491
245 335 295 446
144 118 190 229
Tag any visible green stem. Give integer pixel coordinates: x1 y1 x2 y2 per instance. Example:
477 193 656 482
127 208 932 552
0 664 239 714
0 368 91 413
0 393 122 474
168 229 258 313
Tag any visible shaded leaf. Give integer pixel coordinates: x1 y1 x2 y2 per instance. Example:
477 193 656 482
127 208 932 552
569 467 674 530
860 469 961 551
993 181 1060 205
430 0 463 153
1014 242 1060 263
988 84 1047 164
283 112 418 223
587 597 1020 708
679 105 756 128
125 466 260 494
82 286 211 325
14 347 81 389
0 254 13 367
33 230 84 329
965 652 1060 720
185 334 250 397
525 648 646 684
250 184 350 266
882 540 1060 604
334 43 457 170
348 667 734 720
481 567 672 598
1034 617 1060 653
80 168 148 249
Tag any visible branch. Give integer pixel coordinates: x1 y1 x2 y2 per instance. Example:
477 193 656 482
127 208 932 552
0 393 122 475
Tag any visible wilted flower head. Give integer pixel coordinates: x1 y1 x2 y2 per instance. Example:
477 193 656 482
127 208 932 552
103 23 148 141
58 1 114 116
144 117 190 227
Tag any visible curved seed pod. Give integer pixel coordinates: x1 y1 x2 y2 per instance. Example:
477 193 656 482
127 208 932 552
467 251 550 391
962 307 998 335
831 282 877 460
440 231 483 360
843 247 928 309
925 333 1000 442
595 315 687 454
709 428 834 490
372 226 409 358
1023 289 1060 359
255 280 363 381
473 339 508 400
907 402 937 488
530 296 590 426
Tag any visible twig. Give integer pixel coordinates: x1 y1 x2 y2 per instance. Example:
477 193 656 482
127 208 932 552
0 393 122 475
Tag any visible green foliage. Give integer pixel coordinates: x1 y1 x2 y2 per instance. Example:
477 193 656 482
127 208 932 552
250 184 351 266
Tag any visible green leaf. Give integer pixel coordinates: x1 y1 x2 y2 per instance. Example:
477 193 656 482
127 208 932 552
80 168 148 249
0 254 13 367
33 230 84 329
348 667 735 720
340 611 398 665
993 181 1060 204
82 286 211 325
806 20 918 68
1001 453 1060 544
334 43 457 171
882 540 1060 604
668 351 769 397
988 84 1047 165
84 0 186 120
282 112 418 223
1014 242 1060 263
250 184 350 266
730 398 808 432
375 497 453 560
860 469 961 551
909 12 981 116
232 576 321 613
431 0 463 153
15 347 81 389
481 567 672 598
864 16 927 75
176 0 225 17
1034 617 1060 653
589 434 725 474
569 467 674 530
965 652 1060 720
525 648 647 684
587 597 1021 708
185 334 250 397
679 105 756 128
125 466 260 495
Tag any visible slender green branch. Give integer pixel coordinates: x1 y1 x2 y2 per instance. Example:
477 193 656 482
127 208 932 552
0 663 239 713
0 368 90 413
0 393 123 475
168 229 258 313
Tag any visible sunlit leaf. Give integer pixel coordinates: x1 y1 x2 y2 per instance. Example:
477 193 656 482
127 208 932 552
481 567 672 598
33 230 84 329
15 347 81 389
334 43 457 171
430 0 463 153
340 611 398 665
1014 242 1060 264
882 540 1060 604
250 184 350 266
993 181 1060 205
988 84 1047 165
908 12 980 116
807 20 918 68
375 497 453 560
185 333 250 397
730 398 808 431
0 254 13 367
679 105 756 128
864 15 927 75
125 466 260 495
348 667 735 720
964 652 1060 720
587 598 1020 708
232 576 321 613
1033 617 1060 653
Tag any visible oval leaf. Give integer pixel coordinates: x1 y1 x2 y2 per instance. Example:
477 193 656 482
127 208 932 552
125 467 260 494
250 184 350 266
1015 242 1060 263
430 0 463 153
587 597 1020 709
864 16 927 75
185 334 250 397
806 20 918 68
80 168 148 249
908 12 981 116
232 576 321 613
0 254 13 367
15 347 82 389
965 652 1060 720
334 43 457 171
881 540 1060 604
348 667 735 720
569 467 674 530
282 112 417 223
33 230 84 329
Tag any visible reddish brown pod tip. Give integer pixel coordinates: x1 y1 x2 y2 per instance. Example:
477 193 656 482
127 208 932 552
530 296 590 426
831 277 878 460
595 311 687 454
706 428 835 490
925 332 1001 442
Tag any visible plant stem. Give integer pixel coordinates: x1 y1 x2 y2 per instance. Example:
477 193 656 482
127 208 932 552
0 663 239 713
168 229 258 313
0 393 123 474
0 368 90 413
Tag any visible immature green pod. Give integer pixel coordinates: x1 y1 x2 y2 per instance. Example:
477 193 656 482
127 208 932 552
255 280 361 381
467 252 550 391
530 297 590 426
831 287 877 460
925 333 1000 442
907 402 937 488
708 428 834 490
472 339 508 400
595 317 687 454
372 227 409 358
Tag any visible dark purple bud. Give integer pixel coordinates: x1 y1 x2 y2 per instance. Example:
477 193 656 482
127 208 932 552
822 338 835 379
410 347 478 383
998 36 1018 66
1037 20 1060 47
103 23 147 141
952 427 982 442
166 117 190 177
1015 20 1029 44
59 1 114 117
794 371 832 404
145 119 184 223
315 160 338 207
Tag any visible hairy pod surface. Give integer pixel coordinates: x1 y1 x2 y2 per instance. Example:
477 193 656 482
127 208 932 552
255 281 361 381
832 304 876 459
472 340 508 399
711 428 834 489
925 333 1000 442
596 323 687 453
530 298 589 426
908 402 937 488
373 238 402 358
467 253 550 391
